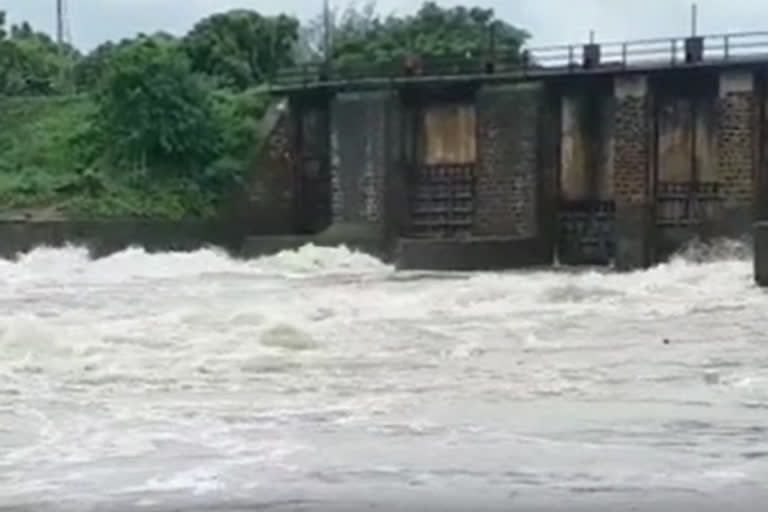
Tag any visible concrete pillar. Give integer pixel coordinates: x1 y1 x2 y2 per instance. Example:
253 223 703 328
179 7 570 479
582 44 601 69
685 37 704 63
231 100 296 233
475 83 542 238
754 221 768 286
325 91 399 247
717 70 755 236
613 75 652 270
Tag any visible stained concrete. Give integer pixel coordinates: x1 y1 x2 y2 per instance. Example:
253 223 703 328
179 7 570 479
395 236 551 271
422 103 476 165
755 221 768 286
560 91 614 202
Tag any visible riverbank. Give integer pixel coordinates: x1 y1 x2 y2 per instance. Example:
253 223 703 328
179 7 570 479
0 89 268 221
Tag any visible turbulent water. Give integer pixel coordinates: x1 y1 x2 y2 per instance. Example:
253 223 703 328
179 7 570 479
1 241 768 511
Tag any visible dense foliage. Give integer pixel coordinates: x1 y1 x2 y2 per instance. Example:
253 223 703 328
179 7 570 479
330 2 528 66
0 2 527 219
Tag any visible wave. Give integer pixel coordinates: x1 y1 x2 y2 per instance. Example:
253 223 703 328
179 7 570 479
0 243 393 285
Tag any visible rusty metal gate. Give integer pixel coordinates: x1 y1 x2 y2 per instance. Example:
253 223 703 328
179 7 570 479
558 199 616 265
653 88 722 257
655 181 720 238
407 101 477 237
409 163 475 237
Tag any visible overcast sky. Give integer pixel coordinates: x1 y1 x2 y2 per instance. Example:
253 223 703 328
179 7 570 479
0 0 765 51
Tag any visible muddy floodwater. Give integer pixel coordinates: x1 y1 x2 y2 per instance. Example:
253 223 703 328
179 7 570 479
1 243 767 511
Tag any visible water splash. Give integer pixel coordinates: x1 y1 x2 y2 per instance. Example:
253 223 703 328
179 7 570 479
0 243 393 286
0 238 765 508
672 237 752 264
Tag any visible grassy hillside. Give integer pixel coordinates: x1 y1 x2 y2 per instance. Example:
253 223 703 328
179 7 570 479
0 94 253 220
0 95 90 215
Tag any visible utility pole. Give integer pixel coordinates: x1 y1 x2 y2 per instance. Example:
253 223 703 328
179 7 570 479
691 3 698 37
322 0 331 63
56 0 64 46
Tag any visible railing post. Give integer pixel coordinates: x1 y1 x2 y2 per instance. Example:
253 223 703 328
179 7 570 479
724 35 730 60
671 39 677 64
568 45 574 70
622 43 628 68
582 42 601 69
521 49 531 75
685 34 704 63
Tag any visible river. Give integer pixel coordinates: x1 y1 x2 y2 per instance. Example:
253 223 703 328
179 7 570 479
0 241 767 511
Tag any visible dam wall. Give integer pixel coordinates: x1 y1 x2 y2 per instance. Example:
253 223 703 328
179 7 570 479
242 63 763 270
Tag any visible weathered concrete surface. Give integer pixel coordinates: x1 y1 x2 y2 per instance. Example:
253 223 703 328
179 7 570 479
422 103 476 165
657 96 694 183
382 100 411 243
755 221 768 286
295 102 332 233
696 97 719 183
654 83 721 257
395 236 551 271
225 101 296 235
717 70 755 238
331 91 393 227
613 75 651 270
560 94 589 200
535 87 561 263
560 91 614 201
597 95 616 200
251 63 767 271
759 86 768 221
613 203 651 269
241 221 390 260
475 83 541 238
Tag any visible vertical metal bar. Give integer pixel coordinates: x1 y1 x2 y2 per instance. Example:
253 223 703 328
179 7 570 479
671 39 677 64
691 3 698 37
56 0 64 46
568 45 574 70
323 0 331 63
724 35 730 60
622 43 628 68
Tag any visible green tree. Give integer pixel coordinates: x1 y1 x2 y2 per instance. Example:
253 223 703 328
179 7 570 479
0 12 79 95
74 32 173 92
312 1 529 67
73 40 118 92
182 10 300 90
90 35 220 178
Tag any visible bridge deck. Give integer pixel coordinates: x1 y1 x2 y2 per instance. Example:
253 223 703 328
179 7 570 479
271 31 768 93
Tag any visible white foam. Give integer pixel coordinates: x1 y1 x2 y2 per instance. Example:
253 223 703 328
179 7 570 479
0 239 764 505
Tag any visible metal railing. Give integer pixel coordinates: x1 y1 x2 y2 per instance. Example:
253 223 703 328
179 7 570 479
272 30 768 90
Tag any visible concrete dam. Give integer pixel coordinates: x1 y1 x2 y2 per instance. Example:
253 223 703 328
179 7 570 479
236 30 768 271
